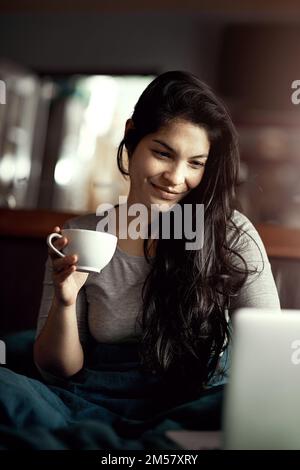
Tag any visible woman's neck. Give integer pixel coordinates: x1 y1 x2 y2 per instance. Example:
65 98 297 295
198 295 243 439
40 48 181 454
114 204 156 257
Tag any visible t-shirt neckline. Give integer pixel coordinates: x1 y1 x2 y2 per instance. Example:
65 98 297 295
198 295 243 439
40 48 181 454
116 244 155 260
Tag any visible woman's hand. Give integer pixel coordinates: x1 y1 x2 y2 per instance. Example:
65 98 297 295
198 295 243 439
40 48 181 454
48 226 89 307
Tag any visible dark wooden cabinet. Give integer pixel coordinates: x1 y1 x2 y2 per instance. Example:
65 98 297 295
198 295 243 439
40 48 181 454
0 209 78 333
1 209 300 334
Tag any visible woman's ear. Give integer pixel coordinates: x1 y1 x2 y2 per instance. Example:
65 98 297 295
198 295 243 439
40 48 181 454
124 119 135 154
125 118 134 134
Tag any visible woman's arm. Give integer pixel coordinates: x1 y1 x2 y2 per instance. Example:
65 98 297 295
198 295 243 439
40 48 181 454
228 211 281 312
34 225 89 379
34 296 84 378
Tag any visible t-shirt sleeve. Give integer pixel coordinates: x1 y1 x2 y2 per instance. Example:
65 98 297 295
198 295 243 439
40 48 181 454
35 218 89 344
228 211 281 312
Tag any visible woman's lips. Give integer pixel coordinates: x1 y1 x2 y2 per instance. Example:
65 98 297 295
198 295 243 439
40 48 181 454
150 182 181 200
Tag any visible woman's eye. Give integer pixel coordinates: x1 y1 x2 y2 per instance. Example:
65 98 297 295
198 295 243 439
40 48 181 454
191 161 205 168
153 150 170 158
152 150 205 169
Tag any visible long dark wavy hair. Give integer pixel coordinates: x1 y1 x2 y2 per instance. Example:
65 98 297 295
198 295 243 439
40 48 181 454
116 71 262 399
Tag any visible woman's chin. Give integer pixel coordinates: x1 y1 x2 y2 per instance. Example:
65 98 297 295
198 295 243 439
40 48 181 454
149 198 177 213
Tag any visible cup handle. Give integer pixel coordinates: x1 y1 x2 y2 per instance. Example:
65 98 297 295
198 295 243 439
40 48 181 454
46 233 66 258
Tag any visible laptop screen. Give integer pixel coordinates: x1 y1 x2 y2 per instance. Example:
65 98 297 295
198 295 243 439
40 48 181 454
223 308 300 450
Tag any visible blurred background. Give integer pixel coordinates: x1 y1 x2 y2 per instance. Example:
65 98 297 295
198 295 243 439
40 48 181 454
1 1 300 226
1 0 300 332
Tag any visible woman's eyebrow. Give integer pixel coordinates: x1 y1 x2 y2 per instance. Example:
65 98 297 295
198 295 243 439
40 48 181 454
152 139 208 159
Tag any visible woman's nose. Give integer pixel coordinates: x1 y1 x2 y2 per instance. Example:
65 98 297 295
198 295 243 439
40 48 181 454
162 162 187 185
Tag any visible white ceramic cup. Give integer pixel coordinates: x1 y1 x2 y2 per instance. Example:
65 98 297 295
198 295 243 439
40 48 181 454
46 228 118 273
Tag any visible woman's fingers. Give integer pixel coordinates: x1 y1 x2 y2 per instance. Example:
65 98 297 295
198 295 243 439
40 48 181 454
48 226 78 278
48 227 68 259
52 254 78 274
55 264 76 284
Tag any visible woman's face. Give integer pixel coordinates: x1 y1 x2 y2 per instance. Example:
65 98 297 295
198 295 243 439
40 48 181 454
126 119 211 212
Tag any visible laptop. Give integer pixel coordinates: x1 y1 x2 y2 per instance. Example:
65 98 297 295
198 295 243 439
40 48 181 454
166 308 300 450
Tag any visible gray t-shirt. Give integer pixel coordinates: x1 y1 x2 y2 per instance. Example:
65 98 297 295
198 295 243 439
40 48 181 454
36 209 281 345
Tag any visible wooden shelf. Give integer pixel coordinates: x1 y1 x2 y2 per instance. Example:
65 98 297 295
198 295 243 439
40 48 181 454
0 208 82 238
256 223 300 260
1 208 300 260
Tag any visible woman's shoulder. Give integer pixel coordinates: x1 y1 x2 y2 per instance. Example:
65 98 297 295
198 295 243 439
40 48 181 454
62 212 100 231
228 209 256 233
226 210 266 256
63 204 118 231
227 209 258 240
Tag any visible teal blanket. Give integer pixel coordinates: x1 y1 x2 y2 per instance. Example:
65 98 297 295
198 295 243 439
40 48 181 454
0 331 225 450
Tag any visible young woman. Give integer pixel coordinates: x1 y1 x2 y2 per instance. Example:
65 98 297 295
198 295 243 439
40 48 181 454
34 71 280 399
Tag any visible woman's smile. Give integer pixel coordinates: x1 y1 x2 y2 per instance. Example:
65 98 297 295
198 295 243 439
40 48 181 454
149 182 183 200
